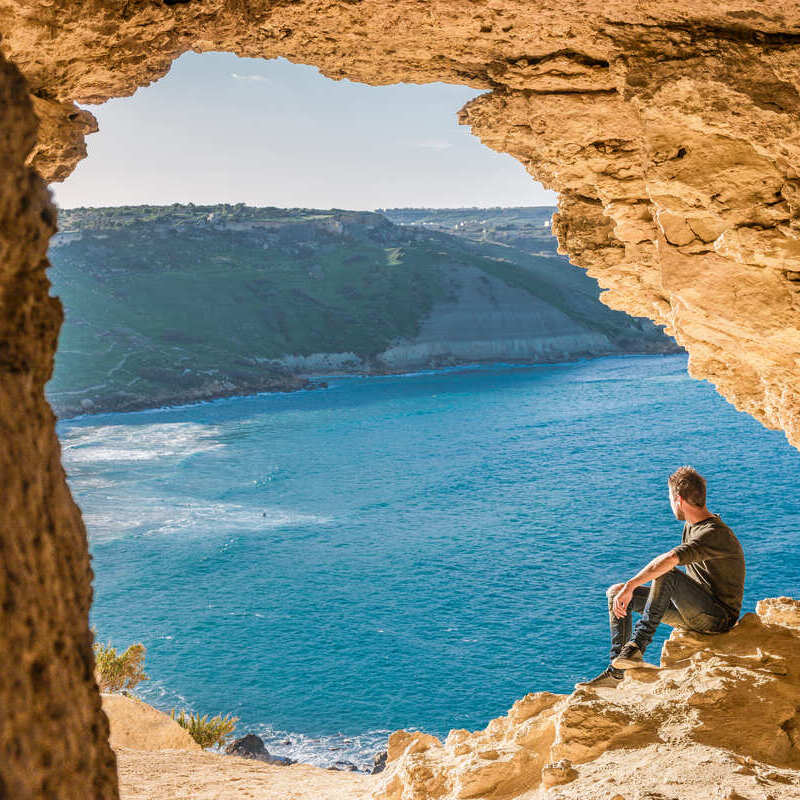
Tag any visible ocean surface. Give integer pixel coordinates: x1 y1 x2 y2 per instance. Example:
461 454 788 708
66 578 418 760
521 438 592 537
56 354 799 770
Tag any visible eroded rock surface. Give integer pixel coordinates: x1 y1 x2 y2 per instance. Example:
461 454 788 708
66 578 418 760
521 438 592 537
375 597 800 800
2 1 800 447
0 51 117 799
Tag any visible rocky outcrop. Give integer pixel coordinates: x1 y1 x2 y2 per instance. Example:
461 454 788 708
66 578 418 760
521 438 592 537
2 1 800 448
101 693 201 752
458 61 800 451
225 734 295 765
375 597 800 800
372 751 389 775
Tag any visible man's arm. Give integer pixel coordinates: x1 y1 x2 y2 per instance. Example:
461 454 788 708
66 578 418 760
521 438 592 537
612 550 680 618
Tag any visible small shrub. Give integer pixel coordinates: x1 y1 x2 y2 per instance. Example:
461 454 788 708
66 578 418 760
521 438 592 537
93 636 149 693
170 709 239 749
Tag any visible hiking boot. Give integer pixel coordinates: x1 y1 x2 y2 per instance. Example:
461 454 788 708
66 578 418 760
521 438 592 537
611 641 644 669
575 665 624 690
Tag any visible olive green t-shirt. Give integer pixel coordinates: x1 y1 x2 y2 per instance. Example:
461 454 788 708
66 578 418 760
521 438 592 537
671 513 745 621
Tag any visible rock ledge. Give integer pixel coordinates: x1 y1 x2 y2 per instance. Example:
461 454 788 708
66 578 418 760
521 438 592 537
376 597 800 800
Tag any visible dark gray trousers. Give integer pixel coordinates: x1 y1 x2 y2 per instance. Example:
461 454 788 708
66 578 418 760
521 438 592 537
608 568 735 660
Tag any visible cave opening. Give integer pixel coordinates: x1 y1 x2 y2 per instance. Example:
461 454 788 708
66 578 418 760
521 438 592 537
45 49 581 772
44 45 800 783
2 5 800 796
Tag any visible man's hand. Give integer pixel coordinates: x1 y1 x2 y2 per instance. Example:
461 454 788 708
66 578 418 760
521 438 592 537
613 584 634 619
611 551 681 619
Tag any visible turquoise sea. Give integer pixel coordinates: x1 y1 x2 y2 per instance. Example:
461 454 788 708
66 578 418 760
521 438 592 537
56 354 799 770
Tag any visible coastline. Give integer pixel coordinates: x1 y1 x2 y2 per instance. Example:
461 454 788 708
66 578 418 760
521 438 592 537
52 345 685 423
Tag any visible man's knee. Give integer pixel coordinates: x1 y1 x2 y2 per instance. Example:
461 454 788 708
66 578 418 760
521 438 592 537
606 582 625 602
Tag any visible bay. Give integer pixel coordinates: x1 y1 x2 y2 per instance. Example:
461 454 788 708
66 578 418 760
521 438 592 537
57 353 799 769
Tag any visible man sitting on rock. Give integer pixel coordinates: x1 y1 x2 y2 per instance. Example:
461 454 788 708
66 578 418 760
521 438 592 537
580 465 745 689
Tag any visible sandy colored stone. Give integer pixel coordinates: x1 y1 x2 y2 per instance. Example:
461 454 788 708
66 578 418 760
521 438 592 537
540 758 578 787
105 695 374 799
0 3 798 453
101 693 201 752
114 747 375 800
387 730 444 763
375 598 800 800
0 49 118 800
756 596 800 630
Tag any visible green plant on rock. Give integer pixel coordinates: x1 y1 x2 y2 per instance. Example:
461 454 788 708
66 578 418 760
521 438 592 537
170 709 239 749
92 633 149 693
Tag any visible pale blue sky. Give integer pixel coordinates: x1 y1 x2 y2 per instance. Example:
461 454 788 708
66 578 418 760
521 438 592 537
52 52 556 210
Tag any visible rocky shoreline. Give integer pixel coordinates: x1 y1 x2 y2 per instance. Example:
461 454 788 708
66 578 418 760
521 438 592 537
50 370 318 420
104 597 800 800
224 733 388 775
103 691 387 778
51 346 681 421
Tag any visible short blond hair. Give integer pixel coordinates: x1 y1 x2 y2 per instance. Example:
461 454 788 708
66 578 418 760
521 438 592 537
668 466 706 507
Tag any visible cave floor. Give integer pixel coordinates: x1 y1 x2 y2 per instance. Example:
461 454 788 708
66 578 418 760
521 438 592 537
115 747 376 800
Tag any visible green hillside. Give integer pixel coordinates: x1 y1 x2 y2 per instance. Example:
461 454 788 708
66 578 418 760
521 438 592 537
46 204 678 417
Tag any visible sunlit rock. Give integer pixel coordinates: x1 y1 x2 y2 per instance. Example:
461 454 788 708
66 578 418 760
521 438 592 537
2 4 800 798
101 694 201 752
375 597 800 799
1 3 800 448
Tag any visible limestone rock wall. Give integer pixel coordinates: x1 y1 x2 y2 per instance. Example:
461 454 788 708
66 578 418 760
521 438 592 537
0 52 118 799
1 0 800 446
459 46 800 450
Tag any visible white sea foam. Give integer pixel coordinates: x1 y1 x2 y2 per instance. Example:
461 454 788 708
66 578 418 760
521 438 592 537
59 422 331 541
68 476 117 490
132 683 391 772
60 422 224 464
81 498 331 542
248 723 394 772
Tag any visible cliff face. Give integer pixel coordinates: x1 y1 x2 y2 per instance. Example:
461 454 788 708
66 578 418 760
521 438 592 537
376 262 616 370
376 597 800 800
2 1 800 448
